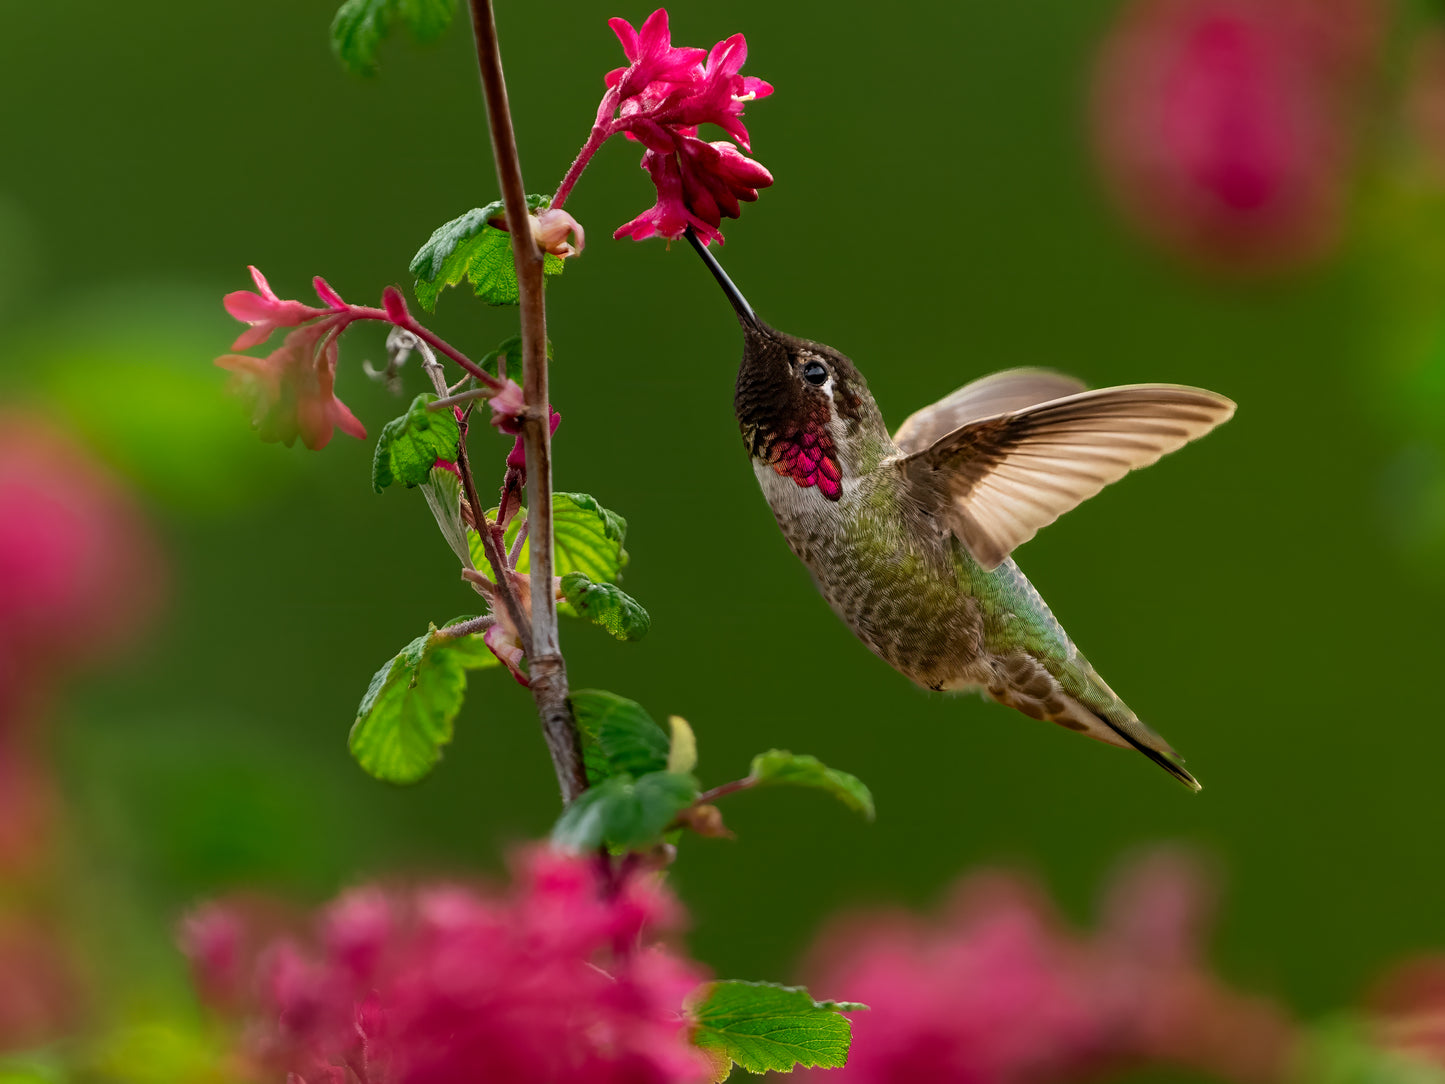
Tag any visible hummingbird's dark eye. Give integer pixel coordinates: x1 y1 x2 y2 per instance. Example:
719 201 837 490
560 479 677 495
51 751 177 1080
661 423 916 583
801 360 828 386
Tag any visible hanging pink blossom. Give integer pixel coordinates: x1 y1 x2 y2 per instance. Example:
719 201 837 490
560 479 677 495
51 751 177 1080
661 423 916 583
224 266 337 350
216 323 367 451
1090 0 1383 272
554 8 773 246
182 848 712 1084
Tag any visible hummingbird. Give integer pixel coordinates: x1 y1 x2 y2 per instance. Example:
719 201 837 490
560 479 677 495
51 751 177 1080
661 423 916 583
686 232 1235 789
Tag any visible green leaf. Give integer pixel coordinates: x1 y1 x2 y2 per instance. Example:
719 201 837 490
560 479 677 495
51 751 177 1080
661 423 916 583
330 0 456 76
688 981 865 1080
551 771 698 852
560 572 650 641
420 465 471 566
492 492 628 584
348 624 496 784
409 197 565 311
748 750 876 821
572 690 670 782
372 394 460 493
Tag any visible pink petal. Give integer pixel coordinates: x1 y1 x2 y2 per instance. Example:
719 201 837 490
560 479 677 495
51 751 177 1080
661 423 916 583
247 264 277 301
313 276 346 309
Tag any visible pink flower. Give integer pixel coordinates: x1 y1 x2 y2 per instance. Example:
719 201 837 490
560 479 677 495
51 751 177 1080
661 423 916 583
505 408 562 472
0 414 164 668
1091 0 1380 272
216 323 367 451
556 9 773 245
532 207 586 257
183 849 712 1084
224 266 334 350
800 849 1297 1084
606 9 707 103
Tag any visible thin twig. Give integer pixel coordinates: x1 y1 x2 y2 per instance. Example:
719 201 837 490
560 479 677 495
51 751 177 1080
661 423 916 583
421 348 531 654
695 777 757 805
468 0 587 806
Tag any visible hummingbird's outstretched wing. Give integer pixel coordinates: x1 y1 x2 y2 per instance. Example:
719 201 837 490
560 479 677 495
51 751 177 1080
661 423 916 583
892 369 1088 455
896 384 1235 571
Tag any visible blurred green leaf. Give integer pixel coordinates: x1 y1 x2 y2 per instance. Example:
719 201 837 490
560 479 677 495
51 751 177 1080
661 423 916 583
372 393 460 493
349 624 496 784
561 572 650 641
667 715 698 775
551 770 698 852
687 981 865 1081
331 0 456 75
1295 1018 1445 1084
749 750 875 820
410 197 564 310
572 689 670 782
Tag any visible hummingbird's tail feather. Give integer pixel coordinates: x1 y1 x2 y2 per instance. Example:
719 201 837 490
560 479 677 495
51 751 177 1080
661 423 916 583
1052 694 1201 792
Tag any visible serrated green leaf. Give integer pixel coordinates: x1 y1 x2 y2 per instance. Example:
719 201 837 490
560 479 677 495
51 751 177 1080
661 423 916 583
748 750 876 821
667 715 698 775
560 572 650 641
572 690 670 782
372 394 460 493
491 492 628 584
688 981 864 1079
331 0 456 76
409 197 564 311
551 771 698 852
348 624 496 784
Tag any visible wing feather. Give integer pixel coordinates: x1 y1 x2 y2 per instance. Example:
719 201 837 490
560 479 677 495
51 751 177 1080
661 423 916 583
897 384 1236 570
892 368 1089 455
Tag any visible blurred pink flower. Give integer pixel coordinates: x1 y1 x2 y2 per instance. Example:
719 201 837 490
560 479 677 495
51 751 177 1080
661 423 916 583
0 413 165 872
800 848 1297 1084
216 323 367 451
183 849 711 1084
1405 29 1445 180
0 916 83 1052
224 265 333 351
0 414 164 668
1366 954 1445 1068
1091 0 1383 272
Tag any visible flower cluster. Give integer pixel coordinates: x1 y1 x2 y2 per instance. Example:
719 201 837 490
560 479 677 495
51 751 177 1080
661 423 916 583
181 849 712 1084
1091 0 1384 272
216 268 367 451
799 849 1297 1084
555 8 773 245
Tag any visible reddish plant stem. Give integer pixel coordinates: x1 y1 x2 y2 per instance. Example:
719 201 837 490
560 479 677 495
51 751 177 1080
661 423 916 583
467 0 588 806
458 408 533 656
341 308 499 389
696 777 756 805
418 363 531 652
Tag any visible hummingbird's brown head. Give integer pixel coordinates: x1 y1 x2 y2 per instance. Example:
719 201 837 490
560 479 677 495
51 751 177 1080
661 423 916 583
688 233 885 501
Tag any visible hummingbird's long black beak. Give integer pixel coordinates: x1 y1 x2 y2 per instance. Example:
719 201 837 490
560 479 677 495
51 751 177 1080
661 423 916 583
685 228 758 329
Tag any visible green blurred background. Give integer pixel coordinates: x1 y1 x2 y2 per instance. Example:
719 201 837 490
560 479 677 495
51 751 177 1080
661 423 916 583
2 0 1440 1034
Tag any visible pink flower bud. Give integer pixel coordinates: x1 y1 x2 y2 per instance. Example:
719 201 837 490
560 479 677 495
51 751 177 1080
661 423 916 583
381 286 410 324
